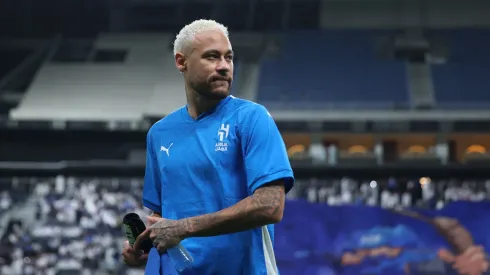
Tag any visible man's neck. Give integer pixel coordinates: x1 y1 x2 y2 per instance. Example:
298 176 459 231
185 89 221 119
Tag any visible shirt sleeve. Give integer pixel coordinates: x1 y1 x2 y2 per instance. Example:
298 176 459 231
240 105 294 194
142 130 162 213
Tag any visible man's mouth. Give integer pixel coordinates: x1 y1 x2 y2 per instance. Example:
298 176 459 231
211 76 230 83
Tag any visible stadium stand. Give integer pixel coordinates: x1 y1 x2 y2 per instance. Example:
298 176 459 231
9 34 186 121
12 64 159 120
257 30 409 110
0 176 150 275
431 29 490 108
0 176 489 275
9 29 490 121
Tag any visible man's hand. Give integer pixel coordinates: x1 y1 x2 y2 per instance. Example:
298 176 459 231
453 246 489 275
134 216 186 254
438 246 489 275
122 240 148 267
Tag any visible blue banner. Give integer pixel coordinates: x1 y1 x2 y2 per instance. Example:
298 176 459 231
276 200 490 275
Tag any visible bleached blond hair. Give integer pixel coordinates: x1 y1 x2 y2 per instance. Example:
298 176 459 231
173 19 229 56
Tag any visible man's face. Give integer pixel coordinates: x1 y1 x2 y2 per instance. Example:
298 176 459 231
183 30 234 100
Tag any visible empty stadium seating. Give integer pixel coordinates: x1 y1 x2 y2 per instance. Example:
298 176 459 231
9 29 490 121
257 30 409 110
11 64 160 120
430 29 490 108
10 34 186 121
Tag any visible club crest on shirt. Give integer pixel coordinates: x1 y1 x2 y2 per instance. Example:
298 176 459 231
216 123 229 152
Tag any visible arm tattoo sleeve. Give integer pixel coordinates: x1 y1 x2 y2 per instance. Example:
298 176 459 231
180 182 285 238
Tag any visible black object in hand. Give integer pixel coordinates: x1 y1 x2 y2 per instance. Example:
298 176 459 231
123 213 153 253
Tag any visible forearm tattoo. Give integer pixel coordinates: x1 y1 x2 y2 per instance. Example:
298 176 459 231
180 182 285 238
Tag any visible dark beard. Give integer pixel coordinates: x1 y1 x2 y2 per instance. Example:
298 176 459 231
192 82 230 100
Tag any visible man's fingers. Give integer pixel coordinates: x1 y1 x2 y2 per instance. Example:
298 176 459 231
150 229 159 241
464 245 483 255
454 247 485 267
483 260 489 271
133 228 151 250
438 248 456 263
139 253 149 261
123 241 137 254
156 244 167 255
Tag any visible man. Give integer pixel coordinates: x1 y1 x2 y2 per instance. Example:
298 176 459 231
122 19 294 275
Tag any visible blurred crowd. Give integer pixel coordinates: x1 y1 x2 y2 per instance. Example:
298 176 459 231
291 177 490 209
0 176 489 275
0 176 149 275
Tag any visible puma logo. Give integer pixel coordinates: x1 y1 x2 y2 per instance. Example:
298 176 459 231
160 143 173 156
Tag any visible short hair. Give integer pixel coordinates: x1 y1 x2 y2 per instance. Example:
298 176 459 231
173 19 229 56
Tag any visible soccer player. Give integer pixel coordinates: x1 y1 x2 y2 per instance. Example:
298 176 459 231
122 19 294 275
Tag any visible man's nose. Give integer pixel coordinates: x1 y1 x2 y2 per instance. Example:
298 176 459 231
216 58 231 74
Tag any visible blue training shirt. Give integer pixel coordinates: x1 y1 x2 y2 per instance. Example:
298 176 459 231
142 95 295 275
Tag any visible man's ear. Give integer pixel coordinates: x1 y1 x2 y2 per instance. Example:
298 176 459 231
175 52 186 73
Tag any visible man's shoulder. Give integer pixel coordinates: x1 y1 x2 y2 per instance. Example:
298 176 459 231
148 106 186 135
227 96 269 116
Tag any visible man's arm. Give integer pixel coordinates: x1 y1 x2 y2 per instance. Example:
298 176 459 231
180 181 285 238
140 181 286 252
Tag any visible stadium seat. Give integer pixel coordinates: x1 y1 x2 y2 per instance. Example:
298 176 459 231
430 29 490 108
257 30 409 110
11 64 160 120
9 34 186 121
